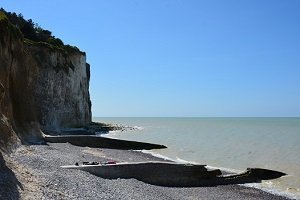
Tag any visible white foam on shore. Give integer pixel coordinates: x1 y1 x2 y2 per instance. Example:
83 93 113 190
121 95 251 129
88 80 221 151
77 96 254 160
140 150 241 173
132 126 144 130
140 150 179 162
98 125 144 138
139 150 296 200
96 125 144 140
96 129 124 137
242 182 298 200
101 130 121 136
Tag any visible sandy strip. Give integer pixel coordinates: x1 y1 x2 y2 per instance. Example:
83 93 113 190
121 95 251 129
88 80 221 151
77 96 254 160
2 143 291 200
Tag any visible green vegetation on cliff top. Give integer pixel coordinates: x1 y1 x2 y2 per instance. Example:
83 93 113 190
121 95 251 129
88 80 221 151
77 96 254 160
0 11 6 20
0 10 23 46
0 8 82 55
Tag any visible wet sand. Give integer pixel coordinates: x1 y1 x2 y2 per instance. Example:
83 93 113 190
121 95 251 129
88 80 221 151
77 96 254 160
1 143 291 200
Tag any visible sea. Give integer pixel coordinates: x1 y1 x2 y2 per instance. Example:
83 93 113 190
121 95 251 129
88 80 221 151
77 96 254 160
93 117 300 199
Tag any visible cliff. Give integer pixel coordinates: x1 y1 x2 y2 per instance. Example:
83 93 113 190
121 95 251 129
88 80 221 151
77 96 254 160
0 11 91 151
26 43 91 131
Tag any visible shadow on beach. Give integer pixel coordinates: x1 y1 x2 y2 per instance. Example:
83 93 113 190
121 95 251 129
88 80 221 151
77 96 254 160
0 152 22 200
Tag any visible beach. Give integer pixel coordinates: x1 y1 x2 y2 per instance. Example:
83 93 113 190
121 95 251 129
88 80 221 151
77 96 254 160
1 142 291 200
1 2 299 200
96 117 300 199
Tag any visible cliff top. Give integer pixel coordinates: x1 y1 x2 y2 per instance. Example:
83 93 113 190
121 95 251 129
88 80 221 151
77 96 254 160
0 10 10 26
0 8 85 55
0 11 6 21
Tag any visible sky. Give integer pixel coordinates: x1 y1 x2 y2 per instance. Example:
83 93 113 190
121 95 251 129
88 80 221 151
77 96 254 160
1 0 300 117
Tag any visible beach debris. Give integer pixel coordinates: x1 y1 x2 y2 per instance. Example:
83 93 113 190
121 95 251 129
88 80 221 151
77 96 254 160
78 160 117 166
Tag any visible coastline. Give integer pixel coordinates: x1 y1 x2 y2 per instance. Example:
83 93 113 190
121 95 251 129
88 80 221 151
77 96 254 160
1 143 292 200
97 117 299 200
139 149 297 200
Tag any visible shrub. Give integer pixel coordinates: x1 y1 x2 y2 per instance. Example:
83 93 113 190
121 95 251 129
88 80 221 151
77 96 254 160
0 8 81 54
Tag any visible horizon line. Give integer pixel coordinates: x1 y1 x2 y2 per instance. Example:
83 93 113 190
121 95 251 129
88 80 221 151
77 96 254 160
92 116 300 118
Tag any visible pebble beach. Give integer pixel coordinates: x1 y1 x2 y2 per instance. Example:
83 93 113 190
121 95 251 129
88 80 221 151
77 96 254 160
1 142 292 200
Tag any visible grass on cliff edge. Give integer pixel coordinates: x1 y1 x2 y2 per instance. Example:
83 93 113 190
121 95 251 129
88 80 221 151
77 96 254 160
0 11 6 20
0 9 83 55
0 11 23 46
23 38 83 56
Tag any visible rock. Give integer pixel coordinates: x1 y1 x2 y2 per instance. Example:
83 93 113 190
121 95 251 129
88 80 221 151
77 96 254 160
27 44 91 131
0 11 91 150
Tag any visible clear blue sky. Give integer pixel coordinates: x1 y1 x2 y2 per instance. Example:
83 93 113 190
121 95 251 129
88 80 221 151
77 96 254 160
2 1 300 117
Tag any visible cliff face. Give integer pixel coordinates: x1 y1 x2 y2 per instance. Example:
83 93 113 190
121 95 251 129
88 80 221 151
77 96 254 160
27 45 91 131
0 12 91 150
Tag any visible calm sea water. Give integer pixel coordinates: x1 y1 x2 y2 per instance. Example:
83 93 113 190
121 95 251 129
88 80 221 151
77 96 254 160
94 117 300 199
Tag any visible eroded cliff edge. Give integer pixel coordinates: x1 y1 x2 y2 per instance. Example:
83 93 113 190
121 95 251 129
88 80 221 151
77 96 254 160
0 11 91 151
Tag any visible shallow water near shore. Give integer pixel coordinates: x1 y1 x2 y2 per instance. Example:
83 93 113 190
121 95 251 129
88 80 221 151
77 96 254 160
94 117 300 199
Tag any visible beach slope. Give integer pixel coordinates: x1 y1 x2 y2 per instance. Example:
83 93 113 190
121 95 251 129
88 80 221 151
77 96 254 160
2 143 291 200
